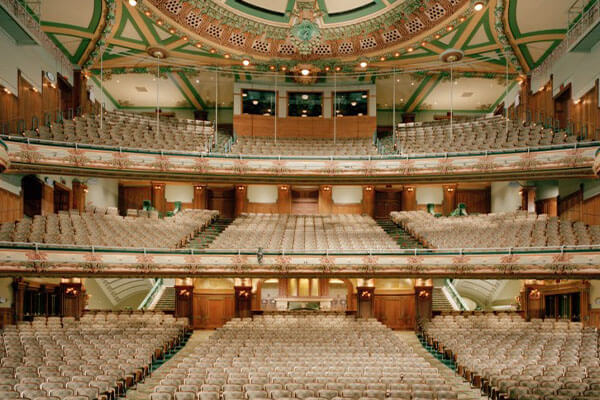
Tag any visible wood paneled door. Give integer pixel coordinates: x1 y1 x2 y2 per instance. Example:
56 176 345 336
192 291 235 329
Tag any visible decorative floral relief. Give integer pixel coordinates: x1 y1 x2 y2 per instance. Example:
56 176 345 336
233 159 249 174
232 254 250 272
152 156 173 171
273 255 292 272
194 157 210 173
110 153 132 169
319 255 336 272
269 160 289 175
64 149 90 167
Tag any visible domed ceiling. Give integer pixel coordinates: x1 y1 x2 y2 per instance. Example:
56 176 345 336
34 0 571 112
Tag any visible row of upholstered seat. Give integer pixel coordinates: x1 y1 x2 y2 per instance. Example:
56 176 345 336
229 138 377 156
208 214 398 251
390 211 600 248
0 209 218 248
149 315 459 400
0 313 187 400
422 314 600 400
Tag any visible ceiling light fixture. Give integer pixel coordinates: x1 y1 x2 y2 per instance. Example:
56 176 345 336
359 61 367 68
407 47 414 52
394 52 400 57
252 100 259 105
301 68 310 76
474 1 485 11
379 56 385 61
242 59 250 66
224 54 230 59
446 25 454 31
301 94 309 100
128 0 137 6
280 66 287 71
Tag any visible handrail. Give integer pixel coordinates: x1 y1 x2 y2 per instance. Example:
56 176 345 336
444 279 468 311
2 134 598 162
1 240 599 256
138 278 163 310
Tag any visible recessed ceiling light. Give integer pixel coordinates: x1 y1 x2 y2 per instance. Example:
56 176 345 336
301 68 310 76
394 52 400 57
242 59 250 66
195 79 199 84
379 56 385 61
446 25 454 31
359 61 367 68
128 0 137 6
281 66 287 71
474 1 484 11
407 47 414 52
351 101 357 106
224 54 230 59
301 94 309 100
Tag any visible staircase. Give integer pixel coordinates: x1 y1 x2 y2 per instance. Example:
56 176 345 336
153 287 175 311
189 217 233 249
432 287 455 312
376 218 425 249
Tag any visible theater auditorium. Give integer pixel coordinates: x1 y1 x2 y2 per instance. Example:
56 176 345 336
1 0 600 400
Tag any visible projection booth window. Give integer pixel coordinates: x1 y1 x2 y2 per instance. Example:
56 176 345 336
334 91 368 117
242 89 276 116
288 92 323 117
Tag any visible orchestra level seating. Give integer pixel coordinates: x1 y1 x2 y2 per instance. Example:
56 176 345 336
422 314 599 400
0 312 187 400
0 209 218 248
147 314 461 400
207 213 399 251
390 211 600 248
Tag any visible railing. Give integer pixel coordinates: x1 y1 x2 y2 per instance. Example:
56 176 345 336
533 0 600 79
0 0 73 78
444 279 468 311
1 241 599 256
138 278 164 310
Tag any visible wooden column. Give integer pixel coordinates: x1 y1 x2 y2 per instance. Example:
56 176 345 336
414 285 433 322
278 278 288 297
60 282 84 319
318 185 333 215
521 186 536 213
193 185 208 209
151 183 166 215
277 185 291 214
234 185 247 217
402 186 416 211
72 181 87 212
12 278 27 323
41 182 54 215
362 185 375 217
442 184 457 215
234 286 253 318
174 285 194 319
357 286 375 318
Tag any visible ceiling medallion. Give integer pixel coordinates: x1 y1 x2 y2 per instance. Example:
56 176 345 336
291 64 320 84
146 47 169 59
439 48 464 63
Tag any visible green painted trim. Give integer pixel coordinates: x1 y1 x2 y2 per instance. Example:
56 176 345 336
462 9 495 50
113 3 150 46
90 76 121 109
141 13 180 46
223 0 293 23
467 49 508 66
414 74 444 111
101 44 143 61
316 0 386 24
431 16 471 50
402 75 432 112
40 0 102 34
519 40 561 69
398 46 438 60
46 33 90 64
508 0 567 39
176 72 208 109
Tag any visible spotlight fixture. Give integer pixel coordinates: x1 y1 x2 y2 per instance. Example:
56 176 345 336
242 92 247 97
361 94 367 99
169 27 176 34
144 10 151 16
182 36 188 41
421 41 427 46
335 66 341 72
300 68 310 76
474 1 484 11
379 56 385 61
446 25 454 31
224 53 230 59
434 33 441 39
252 100 259 105
3 87 11 94
156 19 163 26
280 66 287 71
128 0 137 6
242 59 250 66
324 66 330 71
269 65 276 71
351 101 357 107
195 42 202 48
359 61 367 68
407 47 414 52
394 52 400 57
209 48 216 54
301 94 309 100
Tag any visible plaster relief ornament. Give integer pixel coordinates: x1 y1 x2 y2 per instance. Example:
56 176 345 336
289 1 323 56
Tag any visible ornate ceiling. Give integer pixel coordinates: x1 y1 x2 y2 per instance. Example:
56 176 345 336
34 0 570 111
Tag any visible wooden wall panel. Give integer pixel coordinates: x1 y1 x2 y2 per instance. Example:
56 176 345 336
0 187 23 223
234 114 375 139
455 188 491 214
118 185 152 215
41 183 54 216
247 202 278 213
590 309 600 328
373 293 416 330
559 189 583 223
193 185 208 209
208 188 235 218
570 80 600 140
442 185 457 216
536 197 558 217
402 187 417 211
151 183 166 215
0 308 13 328
192 291 235 329
583 194 600 226
277 186 292 214
374 190 402 219
362 186 374 217
331 203 363 214
19 75 42 130
234 185 247 217
318 186 333 215
71 181 87 212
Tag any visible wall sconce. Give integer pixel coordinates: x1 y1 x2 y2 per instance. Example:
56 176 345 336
179 289 190 297
360 290 371 299
406 187 414 192
83 188 88 193
65 287 79 296
237 186 245 191
154 185 162 190
365 186 373 191
322 186 331 191
446 187 454 192
418 290 430 298
239 290 250 298
280 186 288 191
529 289 541 299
